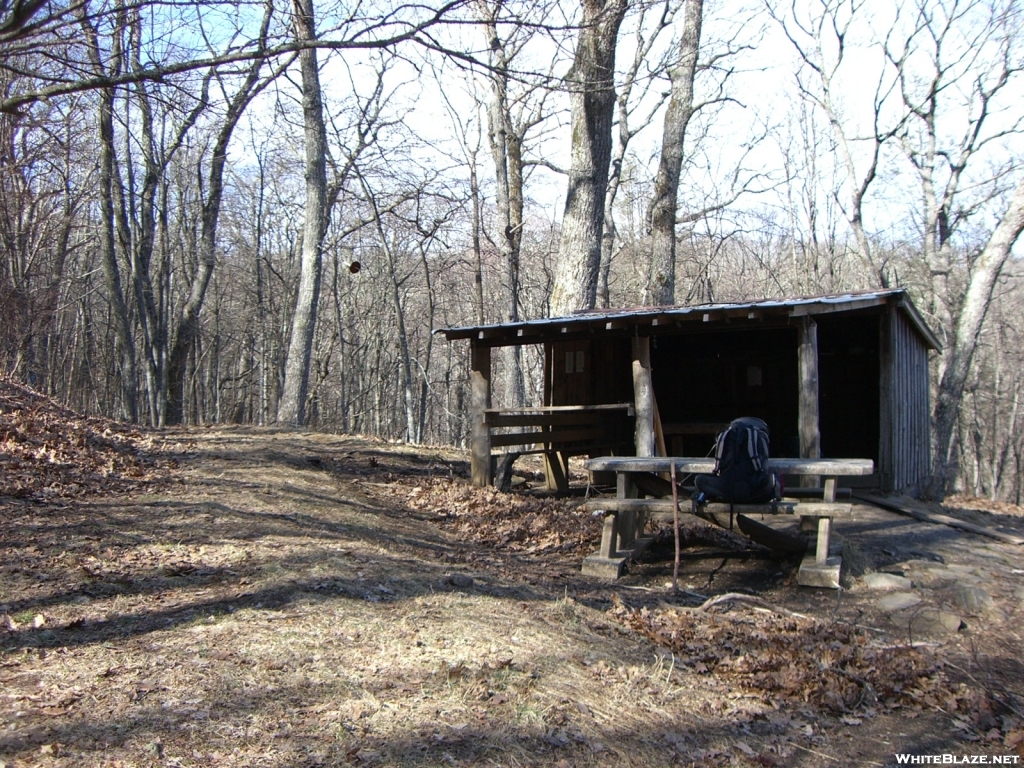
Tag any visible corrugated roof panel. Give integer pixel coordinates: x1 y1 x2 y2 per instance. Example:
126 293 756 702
435 289 940 350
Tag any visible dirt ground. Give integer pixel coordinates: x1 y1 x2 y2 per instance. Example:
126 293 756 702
2 407 1024 766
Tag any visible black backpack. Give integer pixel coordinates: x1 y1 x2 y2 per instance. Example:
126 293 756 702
694 417 777 504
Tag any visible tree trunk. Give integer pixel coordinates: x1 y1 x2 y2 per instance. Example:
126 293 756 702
78 6 139 422
549 0 629 316
277 0 329 427
166 27 277 425
930 176 1024 497
482 9 527 405
646 0 702 307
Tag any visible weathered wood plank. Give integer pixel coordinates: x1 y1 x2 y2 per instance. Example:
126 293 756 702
485 408 632 428
544 451 569 493
585 456 874 475
484 403 633 414
490 427 604 448
584 498 853 516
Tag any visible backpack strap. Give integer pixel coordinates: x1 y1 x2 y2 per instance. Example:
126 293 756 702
713 428 727 474
746 427 762 472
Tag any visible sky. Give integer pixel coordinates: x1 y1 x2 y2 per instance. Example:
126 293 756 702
228 0 1024 261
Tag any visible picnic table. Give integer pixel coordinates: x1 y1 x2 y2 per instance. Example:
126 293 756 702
581 456 875 588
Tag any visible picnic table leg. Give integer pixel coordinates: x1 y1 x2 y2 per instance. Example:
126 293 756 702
815 517 831 565
599 513 618 558
617 472 637 550
798 474 841 588
823 476 837 503
583 470 655 580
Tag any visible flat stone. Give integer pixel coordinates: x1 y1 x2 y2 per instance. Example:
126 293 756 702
954 585 994 616
797 555 841 589
893 559 943 570
864 573 913 590
907 568 961 586
877 592 922 612
908 609 964 636
1014 586 1024 603
581 555 627 580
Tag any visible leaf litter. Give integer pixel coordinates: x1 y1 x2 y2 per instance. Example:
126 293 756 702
1 379 1023 766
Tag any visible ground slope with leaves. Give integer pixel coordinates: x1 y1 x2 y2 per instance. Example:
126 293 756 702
0 377 171 501
1 384 1023 767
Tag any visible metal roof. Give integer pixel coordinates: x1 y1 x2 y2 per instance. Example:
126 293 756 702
436 288 942 350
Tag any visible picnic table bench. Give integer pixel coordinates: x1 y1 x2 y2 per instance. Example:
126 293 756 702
581 456 875 588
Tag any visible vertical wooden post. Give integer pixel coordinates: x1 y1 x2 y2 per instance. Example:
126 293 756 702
878 308 894 492
632 336 656 457
470 343 492 487
798 317 821 488
544 452 569 493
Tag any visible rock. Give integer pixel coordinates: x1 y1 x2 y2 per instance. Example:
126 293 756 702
954 585 994 616
1013 586 1024 603
864 573 913 590
906 567 961 587
908 609 963 636
877 592 922 612
447 573 475 589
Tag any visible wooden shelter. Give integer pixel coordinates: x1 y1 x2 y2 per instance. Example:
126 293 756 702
437 289 940 496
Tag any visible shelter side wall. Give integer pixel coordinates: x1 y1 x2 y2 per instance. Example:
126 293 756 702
892 307 933 493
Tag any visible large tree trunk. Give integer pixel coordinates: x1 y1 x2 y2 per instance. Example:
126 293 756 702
646 0 702 307
549 0 629 316
929 176 1024 498
277 0 329 427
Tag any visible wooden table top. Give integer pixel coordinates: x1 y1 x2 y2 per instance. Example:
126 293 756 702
584 456 874 476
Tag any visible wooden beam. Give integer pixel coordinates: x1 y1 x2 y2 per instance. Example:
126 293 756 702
632 337 656 457
585 456 874 475
798 316 821 488
470 344 492 487
485 411 625 428
489 426 605 447
484 403 633 413
584 498 853 516
544 451 569 493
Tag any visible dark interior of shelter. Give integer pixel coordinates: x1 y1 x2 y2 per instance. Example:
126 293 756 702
649 314 880 465
549 313 883 469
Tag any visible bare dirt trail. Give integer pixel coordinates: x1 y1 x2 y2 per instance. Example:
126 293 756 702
2 419 1023 767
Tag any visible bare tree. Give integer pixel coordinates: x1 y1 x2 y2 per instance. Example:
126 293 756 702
549 0 630 316
598 0 675 307
645 0 702 305
768 0 900 286
277 0 329 426
166 5 285 425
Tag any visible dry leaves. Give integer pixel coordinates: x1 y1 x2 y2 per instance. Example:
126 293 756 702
406 479 600 556
0 375 172 501
610 599 1022 743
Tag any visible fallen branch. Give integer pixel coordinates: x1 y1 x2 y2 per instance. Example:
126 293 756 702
661 591 812 619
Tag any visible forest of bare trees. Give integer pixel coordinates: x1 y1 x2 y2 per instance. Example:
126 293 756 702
1 0 1022 500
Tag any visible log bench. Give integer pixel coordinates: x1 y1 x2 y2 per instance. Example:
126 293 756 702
581 456 874 587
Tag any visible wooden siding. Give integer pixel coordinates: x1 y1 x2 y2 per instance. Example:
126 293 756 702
880 307 931 492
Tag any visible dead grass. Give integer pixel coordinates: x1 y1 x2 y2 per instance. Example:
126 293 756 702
2 417 1023 766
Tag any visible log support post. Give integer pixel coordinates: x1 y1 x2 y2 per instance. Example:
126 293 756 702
470 344 492 487
798 317 821 488
632 337 656 458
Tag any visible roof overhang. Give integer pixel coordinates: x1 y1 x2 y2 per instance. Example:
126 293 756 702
435 289 942 351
